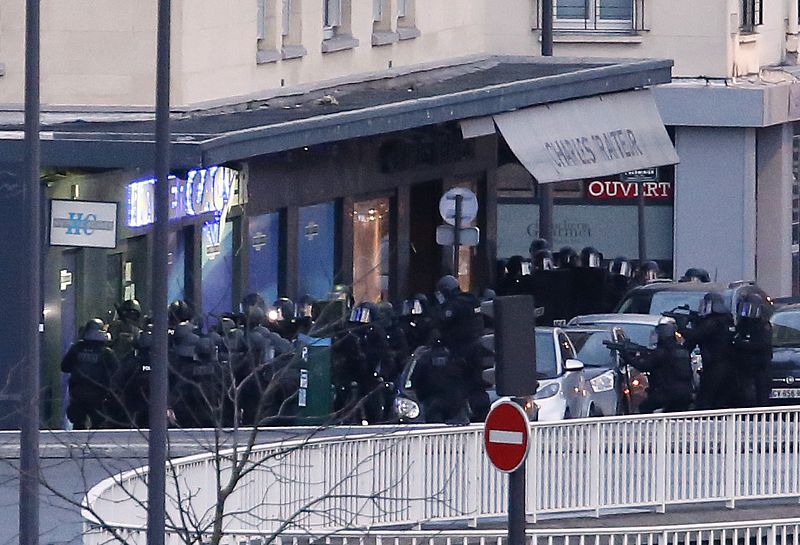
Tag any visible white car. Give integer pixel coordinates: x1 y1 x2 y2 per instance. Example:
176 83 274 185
488 327 591 421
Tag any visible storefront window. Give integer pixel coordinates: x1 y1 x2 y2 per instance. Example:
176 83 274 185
248 212 281 304
202 220 234 324
297 202 336 300
352 197 391 303
168 230 187 304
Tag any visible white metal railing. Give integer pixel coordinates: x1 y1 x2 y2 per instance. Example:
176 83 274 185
83 407 800 543
82 518 800 545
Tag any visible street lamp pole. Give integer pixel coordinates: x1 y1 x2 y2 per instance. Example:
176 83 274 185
20 0 41 543
538 0 554 245
147 1 171 544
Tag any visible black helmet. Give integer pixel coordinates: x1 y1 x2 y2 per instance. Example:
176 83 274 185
168 299 193 326
637 261 661 283
532 249 554 271
83 318 109 343
401 294 428 316
246 305 267 327
118 299 142 320
529 238 550 257
680 268 711 283
349 302 379 324
699 292 728 317
609 257 633 278
297 294 316 318
505 256 524 277
327 284 354 309
241 292 266 314
269 297 295 321
655 322 677 341
555 247 580 268
580 247 603 269
434 275 460 304
737 293 764 320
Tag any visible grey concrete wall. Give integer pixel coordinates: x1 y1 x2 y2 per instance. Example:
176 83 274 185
756 124 794 297
673 127 757 283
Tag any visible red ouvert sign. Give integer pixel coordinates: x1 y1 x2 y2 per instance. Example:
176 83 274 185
484 401 531 473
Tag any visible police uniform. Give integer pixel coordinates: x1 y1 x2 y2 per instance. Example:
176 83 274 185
61 337 118 429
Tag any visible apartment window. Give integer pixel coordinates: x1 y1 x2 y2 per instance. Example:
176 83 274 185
281 0 306 59
396 0 420 40
256 0 281 63
740 0 763 32
323 0 342 39
554 0 636 32
372 0 398 46
322 0 359 52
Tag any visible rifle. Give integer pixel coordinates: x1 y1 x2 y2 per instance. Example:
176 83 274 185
603 338 650 356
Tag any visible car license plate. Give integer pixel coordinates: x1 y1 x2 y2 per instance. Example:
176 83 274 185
770 388 800 399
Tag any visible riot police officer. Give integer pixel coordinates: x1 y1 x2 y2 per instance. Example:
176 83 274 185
498 255 529 295
580 247 603 269
606 256 633 311
168 299 194 328
111 325 153 428
554 247 580 269
434 275 490 421
635 261 661 285
625 322 693 413
531 249 554 272
681 292 736 409
169 320 201 427
399 294 434 353
732 294 773 407
108 299 142 362
679 268 711 283
61 319 119 429
268 297 301 340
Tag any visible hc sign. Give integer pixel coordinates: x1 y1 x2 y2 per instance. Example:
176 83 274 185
50 200 118 249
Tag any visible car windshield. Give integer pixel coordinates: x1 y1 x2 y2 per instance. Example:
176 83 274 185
771 310 800 347
649 291 714 316
536 330 559 379
616 291 653 314
568 330 616 369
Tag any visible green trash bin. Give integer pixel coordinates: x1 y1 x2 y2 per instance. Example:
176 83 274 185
296 334 333 422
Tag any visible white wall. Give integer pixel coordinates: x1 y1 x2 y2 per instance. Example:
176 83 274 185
673 127 757 283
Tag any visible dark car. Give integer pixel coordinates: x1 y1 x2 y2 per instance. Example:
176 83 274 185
769 304 800 404
615 281 772 323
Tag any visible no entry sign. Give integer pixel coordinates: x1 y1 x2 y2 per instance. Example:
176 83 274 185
484 400 530 473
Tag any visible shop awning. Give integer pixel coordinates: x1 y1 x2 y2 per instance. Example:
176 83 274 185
493 89 679 184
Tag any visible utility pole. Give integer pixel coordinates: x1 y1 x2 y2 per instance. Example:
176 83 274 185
538 0 554 245
20 0 41 543
147 1 171 544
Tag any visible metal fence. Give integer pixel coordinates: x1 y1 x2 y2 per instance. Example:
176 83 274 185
83 407 800 542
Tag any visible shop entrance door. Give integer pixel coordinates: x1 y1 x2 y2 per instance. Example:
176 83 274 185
60 250 78 428
409 181 442 296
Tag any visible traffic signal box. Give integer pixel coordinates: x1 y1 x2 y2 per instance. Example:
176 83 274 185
481 295 538 397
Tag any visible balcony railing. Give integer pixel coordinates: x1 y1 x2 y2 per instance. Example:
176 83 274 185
533 0 645 33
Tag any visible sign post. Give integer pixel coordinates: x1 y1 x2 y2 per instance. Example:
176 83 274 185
484 400 531 545
621 169 658 262
438 187 479 278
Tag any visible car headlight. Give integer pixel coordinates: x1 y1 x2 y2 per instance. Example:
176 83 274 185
534 383 560 400
393 397 420 419
590 371 615 393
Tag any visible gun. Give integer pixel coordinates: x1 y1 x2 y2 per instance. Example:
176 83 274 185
661 305 700 329
603 338 650 356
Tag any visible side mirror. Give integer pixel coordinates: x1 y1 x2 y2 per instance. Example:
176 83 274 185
564 358 584 372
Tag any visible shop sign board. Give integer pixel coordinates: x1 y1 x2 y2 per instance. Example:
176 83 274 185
126 166 242 228
50 199 118 249
439 187 479 227
436 225 480 246
586 180 672 200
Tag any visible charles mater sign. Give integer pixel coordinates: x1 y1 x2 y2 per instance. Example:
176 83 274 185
587 180 673 201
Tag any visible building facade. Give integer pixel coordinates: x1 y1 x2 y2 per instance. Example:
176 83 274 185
0 1 687 427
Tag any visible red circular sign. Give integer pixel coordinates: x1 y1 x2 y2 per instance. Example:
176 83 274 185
484 401 531 473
